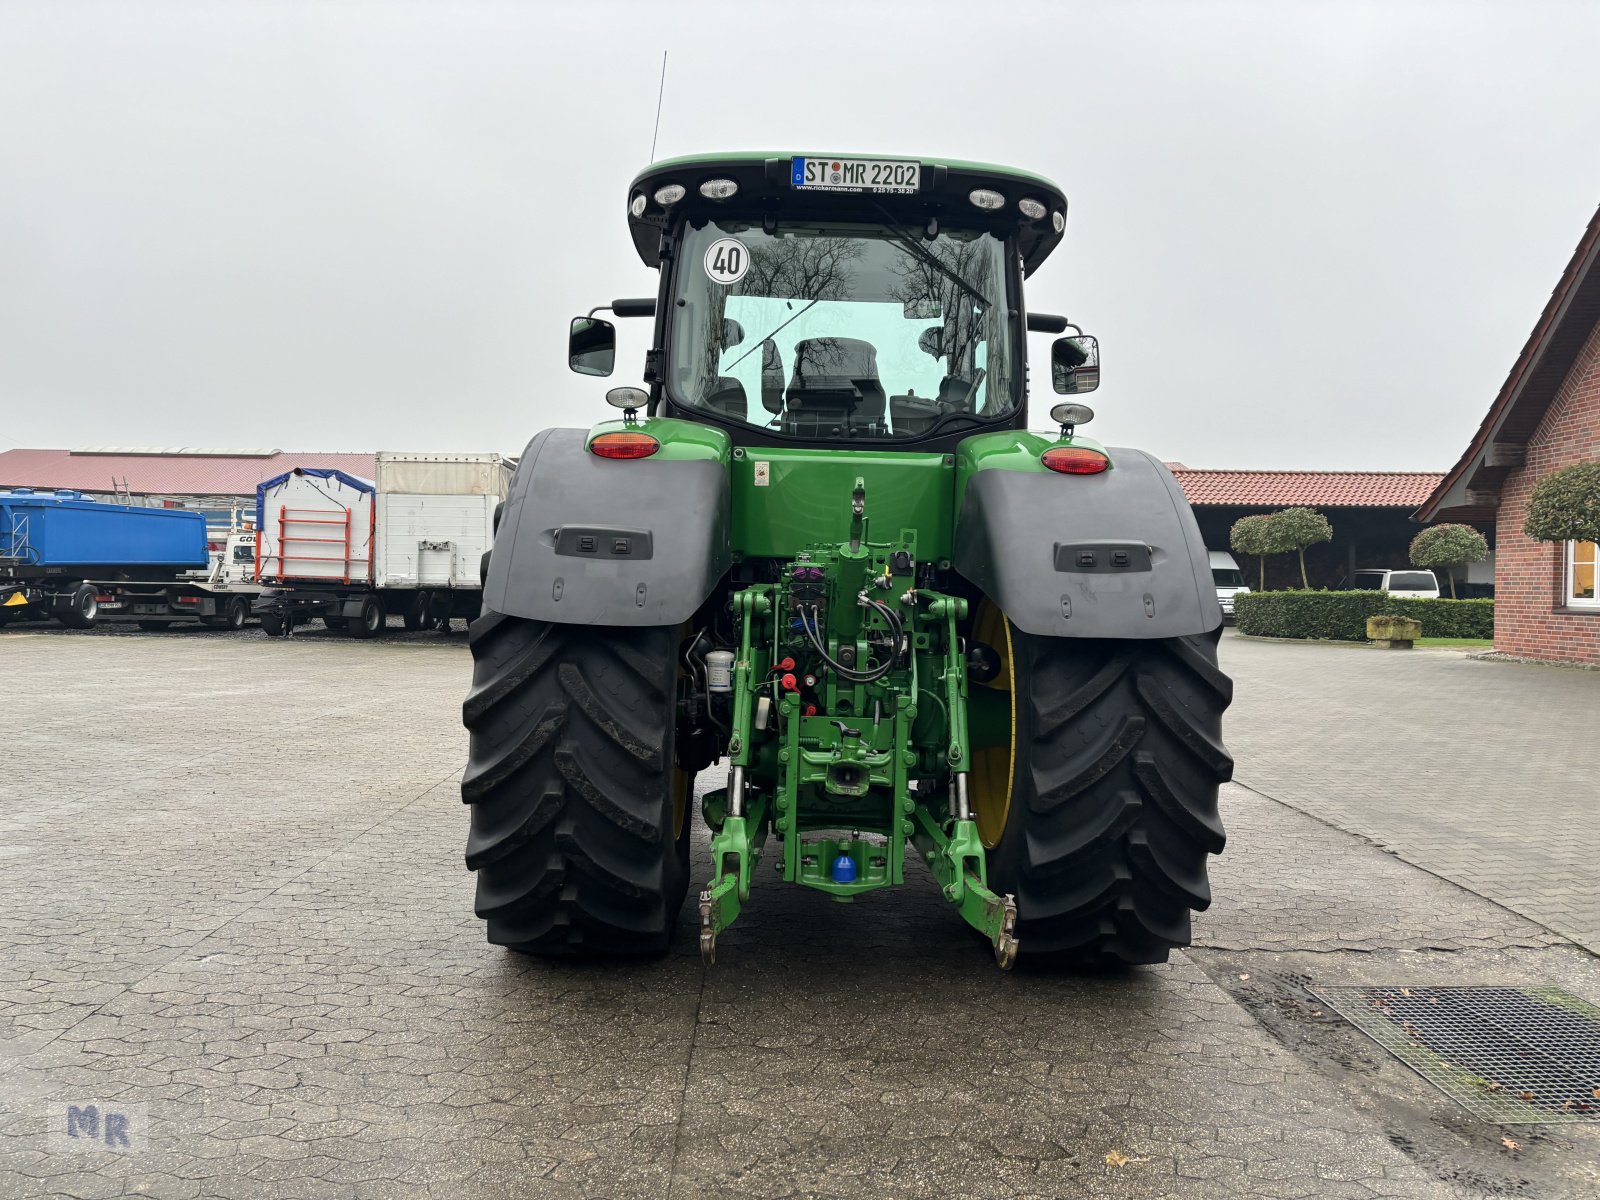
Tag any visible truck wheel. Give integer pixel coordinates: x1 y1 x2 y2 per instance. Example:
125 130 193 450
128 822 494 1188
461 613 691 956
323 615 348 630
403 592 428 631
223 596 249 630
347 596 384 639
260 613 285 637
58 585 99 629
971 606 1232 965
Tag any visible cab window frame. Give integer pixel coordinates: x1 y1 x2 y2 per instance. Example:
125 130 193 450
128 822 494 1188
655 213 1029 451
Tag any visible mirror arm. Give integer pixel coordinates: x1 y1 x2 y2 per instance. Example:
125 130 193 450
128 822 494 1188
587 299 656 318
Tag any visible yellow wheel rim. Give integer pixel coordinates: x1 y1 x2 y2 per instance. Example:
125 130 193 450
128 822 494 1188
969 599 1015 849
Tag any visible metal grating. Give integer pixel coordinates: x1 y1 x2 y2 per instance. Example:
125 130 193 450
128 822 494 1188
1317 985 1600 1124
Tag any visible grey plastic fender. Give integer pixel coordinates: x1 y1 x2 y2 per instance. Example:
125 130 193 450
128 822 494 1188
952 448 1221 639
484 427 732 627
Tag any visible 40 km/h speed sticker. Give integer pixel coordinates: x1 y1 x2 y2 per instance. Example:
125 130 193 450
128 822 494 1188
704 238 750 285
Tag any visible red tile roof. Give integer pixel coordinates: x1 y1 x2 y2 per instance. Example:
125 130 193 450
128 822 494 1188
0 448 377 498
1171 469 1444 508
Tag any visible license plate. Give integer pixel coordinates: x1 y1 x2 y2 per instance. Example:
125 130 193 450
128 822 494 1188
791 157 920 194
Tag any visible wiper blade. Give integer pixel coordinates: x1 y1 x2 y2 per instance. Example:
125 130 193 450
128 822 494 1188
870 200 992 311
723 298 821 373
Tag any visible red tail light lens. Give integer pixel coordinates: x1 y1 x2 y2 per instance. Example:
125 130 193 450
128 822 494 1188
590 432 660 460
1040 446 1110 475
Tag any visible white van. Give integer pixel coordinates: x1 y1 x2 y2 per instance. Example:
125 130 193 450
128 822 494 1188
1349 568 1440 599
1209 551 1250 619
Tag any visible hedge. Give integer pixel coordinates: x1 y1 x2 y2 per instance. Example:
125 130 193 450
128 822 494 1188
1233 590 1494 641
1387 596 1495 639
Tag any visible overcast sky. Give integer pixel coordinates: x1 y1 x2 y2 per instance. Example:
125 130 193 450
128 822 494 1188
2 0 1597 470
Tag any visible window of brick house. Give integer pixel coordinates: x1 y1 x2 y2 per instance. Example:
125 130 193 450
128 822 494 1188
1567 540 1598 608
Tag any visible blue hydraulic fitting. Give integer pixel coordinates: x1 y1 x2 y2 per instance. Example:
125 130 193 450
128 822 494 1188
831 852 857 884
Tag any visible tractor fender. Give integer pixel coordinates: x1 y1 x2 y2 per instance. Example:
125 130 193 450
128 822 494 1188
952 447 1221 639
483 427 732 627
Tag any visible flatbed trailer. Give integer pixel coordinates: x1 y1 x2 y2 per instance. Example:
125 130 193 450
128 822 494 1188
87 530 263 630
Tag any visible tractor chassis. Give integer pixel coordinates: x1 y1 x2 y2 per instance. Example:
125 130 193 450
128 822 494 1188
694 499 1019 969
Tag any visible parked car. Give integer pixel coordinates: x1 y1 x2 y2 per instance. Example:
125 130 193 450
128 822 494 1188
1348 568 1440 599
1209 550 1250 620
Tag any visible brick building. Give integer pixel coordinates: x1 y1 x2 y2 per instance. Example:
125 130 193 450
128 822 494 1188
1419 204 1600 665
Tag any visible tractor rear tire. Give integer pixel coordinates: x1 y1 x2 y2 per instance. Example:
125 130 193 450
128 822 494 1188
979 622 1233 966
460 612 691 956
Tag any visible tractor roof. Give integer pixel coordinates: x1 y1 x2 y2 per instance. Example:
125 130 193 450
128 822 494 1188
626 152 1069 277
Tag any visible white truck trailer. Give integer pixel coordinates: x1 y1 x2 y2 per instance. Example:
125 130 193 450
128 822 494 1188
251 453 508 637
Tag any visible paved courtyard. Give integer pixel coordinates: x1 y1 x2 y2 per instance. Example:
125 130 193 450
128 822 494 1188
1222 636 1600 952
0 624 1596 1198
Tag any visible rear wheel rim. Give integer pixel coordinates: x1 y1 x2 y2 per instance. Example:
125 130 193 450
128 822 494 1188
969 599 1014 849
82 595 98 620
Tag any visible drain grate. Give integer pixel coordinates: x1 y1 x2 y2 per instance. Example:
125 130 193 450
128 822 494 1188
1316 985 1600 1124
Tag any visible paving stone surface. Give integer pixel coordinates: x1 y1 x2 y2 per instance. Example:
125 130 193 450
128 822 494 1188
1220 634 1600 953
1198 786 1568 954
0 627 1593 1198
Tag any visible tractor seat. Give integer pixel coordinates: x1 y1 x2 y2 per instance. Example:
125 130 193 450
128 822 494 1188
700 376 749 421
783 338 887 436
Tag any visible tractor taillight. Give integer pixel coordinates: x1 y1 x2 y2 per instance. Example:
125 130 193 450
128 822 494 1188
1040 446 1109 475
590 432 660 460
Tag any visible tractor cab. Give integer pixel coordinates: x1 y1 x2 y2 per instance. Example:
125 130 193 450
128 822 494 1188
570 153 1100 449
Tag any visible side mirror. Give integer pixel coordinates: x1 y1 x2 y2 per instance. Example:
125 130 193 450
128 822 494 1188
1051 334 1100 395
569 317 616 377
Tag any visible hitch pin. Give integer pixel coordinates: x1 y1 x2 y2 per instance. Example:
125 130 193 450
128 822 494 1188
728 763 746 818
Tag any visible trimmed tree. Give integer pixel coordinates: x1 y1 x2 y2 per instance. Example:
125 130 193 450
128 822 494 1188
1523 461 1600 543
1230 514 1275 591
1409 523 1489 598
1270 506 1333 589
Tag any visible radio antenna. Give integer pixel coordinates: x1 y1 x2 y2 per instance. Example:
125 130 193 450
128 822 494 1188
649 51 668 162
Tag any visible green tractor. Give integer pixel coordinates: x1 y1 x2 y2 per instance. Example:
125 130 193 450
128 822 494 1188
463 153 1232 968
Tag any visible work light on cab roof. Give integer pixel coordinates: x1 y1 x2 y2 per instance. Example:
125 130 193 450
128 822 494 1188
462 149 1232 978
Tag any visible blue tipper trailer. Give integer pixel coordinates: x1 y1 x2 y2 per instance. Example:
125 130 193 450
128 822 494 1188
0 489 211 628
